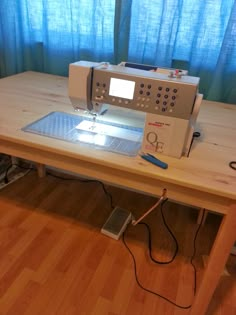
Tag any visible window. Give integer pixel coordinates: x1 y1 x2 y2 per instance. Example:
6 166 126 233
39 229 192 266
23 0 116 57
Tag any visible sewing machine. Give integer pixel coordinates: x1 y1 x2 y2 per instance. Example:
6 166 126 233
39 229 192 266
69 61 202 158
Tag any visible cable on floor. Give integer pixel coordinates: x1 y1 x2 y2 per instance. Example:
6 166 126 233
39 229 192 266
122 201 206 309
46 170 114 209
3 163 114 209
137 198 178 265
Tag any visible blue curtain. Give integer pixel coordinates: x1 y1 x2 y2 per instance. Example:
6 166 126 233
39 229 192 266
0 0 236 104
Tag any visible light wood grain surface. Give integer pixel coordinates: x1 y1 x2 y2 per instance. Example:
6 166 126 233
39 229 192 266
0 72 235 214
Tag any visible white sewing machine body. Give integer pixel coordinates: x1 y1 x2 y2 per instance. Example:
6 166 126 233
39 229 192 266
69 61 202 158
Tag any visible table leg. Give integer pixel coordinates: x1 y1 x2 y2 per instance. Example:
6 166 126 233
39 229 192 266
36 163 46 178
190 204 236 315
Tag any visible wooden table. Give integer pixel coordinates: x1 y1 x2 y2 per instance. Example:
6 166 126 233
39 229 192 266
0 71 236 315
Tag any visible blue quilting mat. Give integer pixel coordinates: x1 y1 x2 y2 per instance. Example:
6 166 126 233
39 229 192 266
22 111 143 156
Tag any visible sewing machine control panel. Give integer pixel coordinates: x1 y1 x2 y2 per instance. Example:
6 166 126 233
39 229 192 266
68 61 202 158
92 65 199 120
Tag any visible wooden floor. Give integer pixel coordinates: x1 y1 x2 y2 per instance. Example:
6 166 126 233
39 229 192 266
0 171 235 315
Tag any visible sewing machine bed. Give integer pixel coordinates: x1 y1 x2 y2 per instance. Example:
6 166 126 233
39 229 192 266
22 111 143 156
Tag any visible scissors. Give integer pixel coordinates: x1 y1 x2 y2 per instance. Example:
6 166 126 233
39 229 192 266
140 152 168 169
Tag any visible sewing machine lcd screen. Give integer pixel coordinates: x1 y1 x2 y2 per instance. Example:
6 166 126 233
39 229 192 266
109 78 135 100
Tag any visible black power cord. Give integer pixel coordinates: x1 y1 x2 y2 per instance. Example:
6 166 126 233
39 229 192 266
229 161 236 170
45 171 115 210
187 131 201 157
190 209 206 295
138 198 178 265
3 163 115 209
122 202 206 309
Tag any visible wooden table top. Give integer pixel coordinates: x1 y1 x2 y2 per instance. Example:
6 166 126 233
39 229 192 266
0 71 236 213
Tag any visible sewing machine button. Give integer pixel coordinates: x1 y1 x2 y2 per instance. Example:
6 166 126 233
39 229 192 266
166 88 170 92
172 96 176 100
139 90 143 94
148 84 151 89
142 97 145 101
146 91 150 96
158 87 162 91
170 102 175 107
173 89 178 93
157 93 161 98
155 106 159 110
95 96 103 100
146 98 150 102
156 100 160 104
140 83 144 88
163 101 167 106
162 107 166 112
164 95 168 99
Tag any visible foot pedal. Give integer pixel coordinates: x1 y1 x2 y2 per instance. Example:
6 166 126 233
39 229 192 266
101 207 132 240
